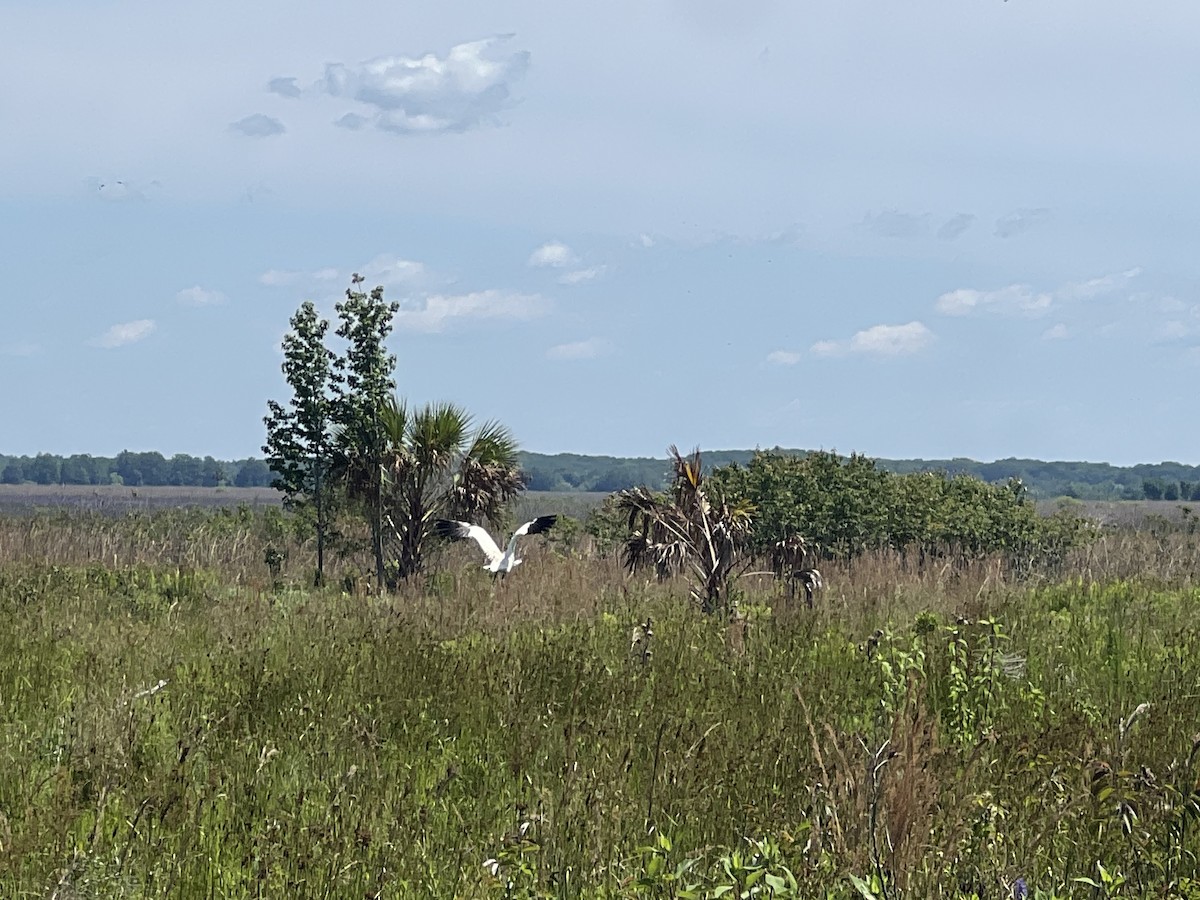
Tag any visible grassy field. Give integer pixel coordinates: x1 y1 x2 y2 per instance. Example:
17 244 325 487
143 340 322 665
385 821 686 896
3 482 1195 528
0 485 284 515
2 504 1200 898
0 485 610 522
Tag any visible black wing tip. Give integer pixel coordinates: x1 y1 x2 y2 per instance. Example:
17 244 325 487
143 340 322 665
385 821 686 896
433 519 463 540
528 514 558 534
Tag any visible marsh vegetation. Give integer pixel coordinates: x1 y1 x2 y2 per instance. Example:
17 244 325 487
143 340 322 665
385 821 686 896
2 498 1200 898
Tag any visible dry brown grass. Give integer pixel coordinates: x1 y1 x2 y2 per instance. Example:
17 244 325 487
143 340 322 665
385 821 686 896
0 484 282 514
2 501 1197 639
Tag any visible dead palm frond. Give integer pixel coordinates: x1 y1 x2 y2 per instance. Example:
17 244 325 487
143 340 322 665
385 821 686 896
770 534 825 607
616 446 755 614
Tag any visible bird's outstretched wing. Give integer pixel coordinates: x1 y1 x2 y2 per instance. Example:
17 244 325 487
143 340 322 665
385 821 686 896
505 515 558 556
434 519 503 564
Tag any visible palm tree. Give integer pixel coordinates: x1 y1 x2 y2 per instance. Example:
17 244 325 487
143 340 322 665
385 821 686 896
376 397 524 584
617 446 755 614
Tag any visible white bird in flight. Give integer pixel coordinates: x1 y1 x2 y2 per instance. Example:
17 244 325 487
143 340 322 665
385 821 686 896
433 514 558 577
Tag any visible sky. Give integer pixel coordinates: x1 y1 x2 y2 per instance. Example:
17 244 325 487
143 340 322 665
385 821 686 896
3 1 1200 466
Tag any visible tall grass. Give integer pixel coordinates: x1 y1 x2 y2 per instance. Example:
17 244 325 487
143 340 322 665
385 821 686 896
2 507 1200 897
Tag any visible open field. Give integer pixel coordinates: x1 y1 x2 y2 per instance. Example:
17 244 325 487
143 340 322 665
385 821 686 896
4 483 1197 532
1036 498 1200 531
2 505 1200 898
0 485 610 523
0 485 284 515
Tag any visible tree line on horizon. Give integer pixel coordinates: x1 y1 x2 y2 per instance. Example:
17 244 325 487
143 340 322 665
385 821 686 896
0 451 273 488
4 449 1200 502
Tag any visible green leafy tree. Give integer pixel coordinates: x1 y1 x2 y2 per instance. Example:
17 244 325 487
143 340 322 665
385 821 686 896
234 457 272 487
60 454 101 485
264 301 339 587
374 397 524 582
28 453 61 485
330 276 399 589
200 456 225 487
169 453 204 486
712 450 888 559
114 450 168 486
711 450 1091 574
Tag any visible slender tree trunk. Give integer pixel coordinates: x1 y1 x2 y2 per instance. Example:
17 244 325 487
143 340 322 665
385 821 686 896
399 488 424 580
314 462 326 588
373 467 387 592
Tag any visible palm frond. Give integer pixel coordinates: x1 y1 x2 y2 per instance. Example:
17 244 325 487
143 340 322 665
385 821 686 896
615 448 755 613
409 402 472 468
464 419 519 469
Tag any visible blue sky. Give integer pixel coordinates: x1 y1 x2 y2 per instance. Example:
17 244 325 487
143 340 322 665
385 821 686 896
3 1 1199 466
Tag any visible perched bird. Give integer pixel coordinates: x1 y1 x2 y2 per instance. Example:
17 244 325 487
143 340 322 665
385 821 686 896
630 617 653 664
860 628 885 660
433 515 558 578
788 567 823 608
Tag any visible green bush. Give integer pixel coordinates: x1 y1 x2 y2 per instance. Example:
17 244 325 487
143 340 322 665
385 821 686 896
710 450 1096 571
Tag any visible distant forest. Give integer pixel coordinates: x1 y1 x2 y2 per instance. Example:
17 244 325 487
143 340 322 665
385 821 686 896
0 451 273 489
3 448 1200 502
518 450 1200 501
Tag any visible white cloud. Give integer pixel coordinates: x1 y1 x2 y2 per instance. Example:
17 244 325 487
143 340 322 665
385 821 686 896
259 269 301 287
811 321 933 358
1150 294 1188 314
259 259 429 333
1042 323 1069 340
937 268 1142 318
1152 304 1200 343
639 233 656 248
259 267 342 287
559 265 605 285
90 320 156 348
258 254 543 335
229 113 286 138
288 35 530 135
1056 267 1142 301
1157 321 1191 341
766 349 801 366
994 207 1051 238
397 289 549 332
360 255 427 288
936 284 1051 317
175 286 225 306
528 241 578 268
546 337 611 360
